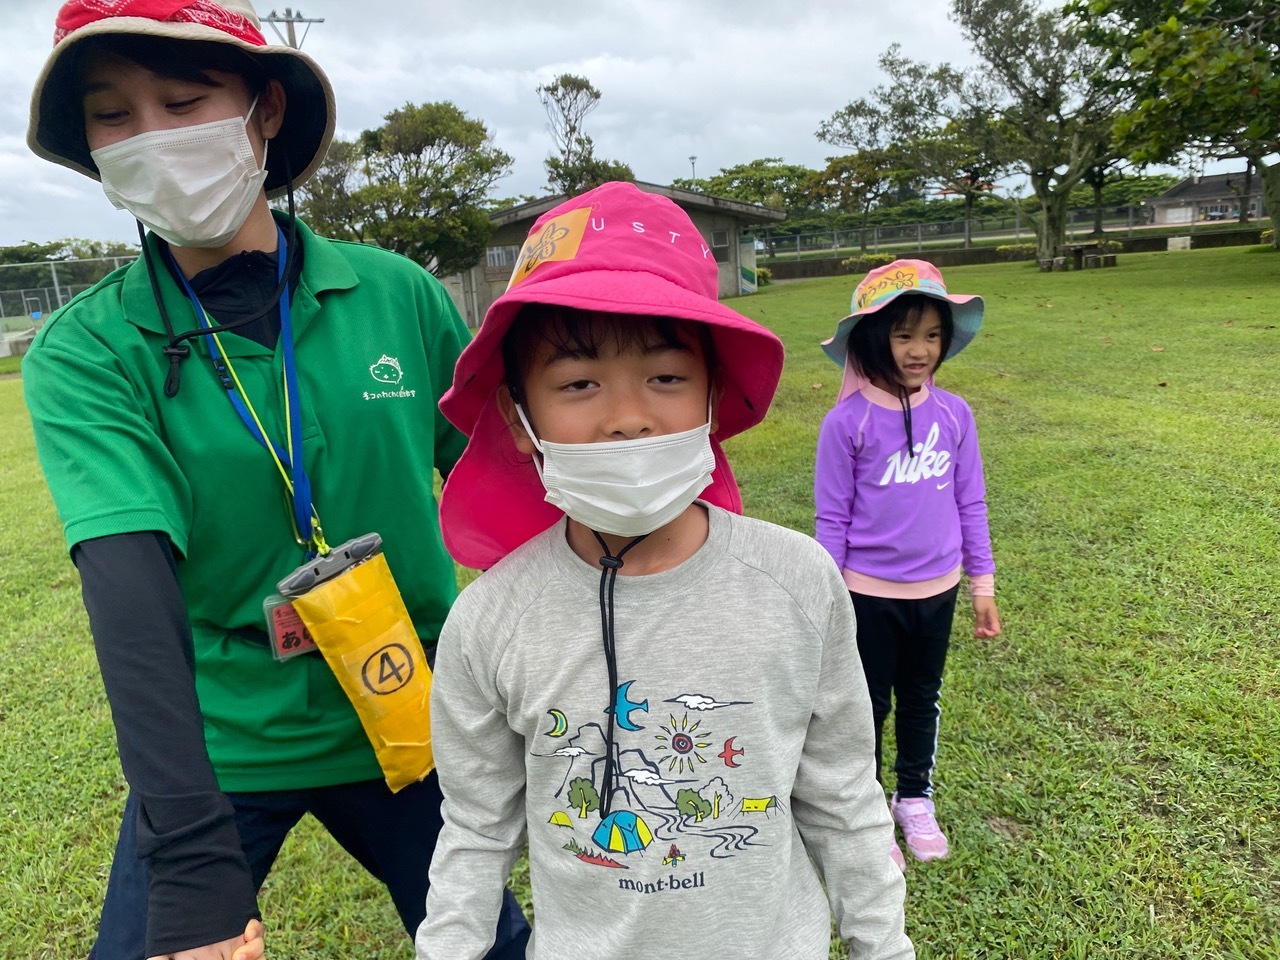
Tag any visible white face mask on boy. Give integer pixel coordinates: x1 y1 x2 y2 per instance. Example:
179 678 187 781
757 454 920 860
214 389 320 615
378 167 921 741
515 404 717 538
90 97 268 249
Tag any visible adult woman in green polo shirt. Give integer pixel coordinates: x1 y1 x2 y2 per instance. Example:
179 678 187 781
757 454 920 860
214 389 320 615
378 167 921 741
23 2 529 958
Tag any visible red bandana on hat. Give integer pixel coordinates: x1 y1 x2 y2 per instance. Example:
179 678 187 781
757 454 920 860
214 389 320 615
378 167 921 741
54 0 266 45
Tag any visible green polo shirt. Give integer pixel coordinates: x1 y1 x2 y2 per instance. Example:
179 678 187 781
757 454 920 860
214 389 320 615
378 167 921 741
24 216 468 791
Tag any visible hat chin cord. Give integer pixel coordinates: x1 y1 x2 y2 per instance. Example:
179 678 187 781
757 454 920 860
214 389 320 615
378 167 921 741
591 529 648 820
138 143 300 398
897 383 916 458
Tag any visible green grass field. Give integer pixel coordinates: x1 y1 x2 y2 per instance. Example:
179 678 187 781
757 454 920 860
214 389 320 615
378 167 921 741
2 247 1277 958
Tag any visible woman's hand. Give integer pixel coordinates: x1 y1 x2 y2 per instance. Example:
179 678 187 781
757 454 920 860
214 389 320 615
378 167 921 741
147 918 264 960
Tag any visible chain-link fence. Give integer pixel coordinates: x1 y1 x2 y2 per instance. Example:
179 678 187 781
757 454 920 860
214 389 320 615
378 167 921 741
748 204 1267 261
0 255 137 327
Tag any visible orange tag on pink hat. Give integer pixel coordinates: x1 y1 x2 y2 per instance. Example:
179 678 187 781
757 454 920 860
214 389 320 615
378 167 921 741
507 206 592 289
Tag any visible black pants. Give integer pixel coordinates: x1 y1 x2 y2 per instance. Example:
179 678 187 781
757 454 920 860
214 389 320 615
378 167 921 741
849 586 958 799
90 775 530 959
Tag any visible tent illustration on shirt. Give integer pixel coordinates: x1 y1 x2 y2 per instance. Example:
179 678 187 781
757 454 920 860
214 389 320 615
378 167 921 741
536 686 789 868
592 810 654 853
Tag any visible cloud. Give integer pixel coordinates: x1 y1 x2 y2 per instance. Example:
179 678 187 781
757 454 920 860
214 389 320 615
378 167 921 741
663 693 751 712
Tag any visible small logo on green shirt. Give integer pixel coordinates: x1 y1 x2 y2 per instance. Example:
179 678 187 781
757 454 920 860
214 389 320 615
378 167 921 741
370 355 403 384
364 355 416 401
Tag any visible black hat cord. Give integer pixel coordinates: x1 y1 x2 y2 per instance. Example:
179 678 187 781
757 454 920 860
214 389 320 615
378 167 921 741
592 529 648 819
898 384 917 458
139 146 300 398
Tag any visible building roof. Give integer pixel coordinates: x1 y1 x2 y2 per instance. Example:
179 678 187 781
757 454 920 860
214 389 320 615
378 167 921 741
489 180 788 228
1146 171 1262 205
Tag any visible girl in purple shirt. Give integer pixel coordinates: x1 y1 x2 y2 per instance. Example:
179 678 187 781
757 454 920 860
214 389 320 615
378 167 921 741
814 259 1002 868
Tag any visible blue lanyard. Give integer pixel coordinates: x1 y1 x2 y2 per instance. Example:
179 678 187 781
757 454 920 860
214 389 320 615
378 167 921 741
169 225 320 554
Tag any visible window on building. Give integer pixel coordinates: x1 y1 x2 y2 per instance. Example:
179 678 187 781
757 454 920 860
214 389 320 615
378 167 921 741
711 229 730 262
487 245 521 268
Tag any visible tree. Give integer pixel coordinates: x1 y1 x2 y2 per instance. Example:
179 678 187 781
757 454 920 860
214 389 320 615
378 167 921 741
54 239 139 261
1073 0 1280 245
1078 146 1128 237
867 45 1018 248
674 158 817 255
675 788 711 824
485 194 541 213
537 74 634 196
566 777 600 819
1 240 71 267
805 151 910 252
699 158 815 210
946 0 1126 260
1066 172 1178 209
0 239 140 315
815 102 910 251
298 101 512 276
825 2 1125 259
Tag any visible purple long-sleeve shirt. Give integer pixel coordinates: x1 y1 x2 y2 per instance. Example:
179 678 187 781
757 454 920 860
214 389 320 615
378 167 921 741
814 384 994 585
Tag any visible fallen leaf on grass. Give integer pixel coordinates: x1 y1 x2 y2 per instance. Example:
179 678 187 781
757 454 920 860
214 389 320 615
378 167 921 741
1224 321 1234 327
1157 381 1169 387
1151 346 1166 352
998 372 1011 378
810 383 823 390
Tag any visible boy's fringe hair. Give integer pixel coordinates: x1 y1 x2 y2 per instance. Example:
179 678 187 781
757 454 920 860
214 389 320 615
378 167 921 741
501 305 717 402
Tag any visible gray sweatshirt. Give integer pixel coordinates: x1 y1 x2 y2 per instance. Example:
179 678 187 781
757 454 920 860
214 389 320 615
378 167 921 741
417 506 913 960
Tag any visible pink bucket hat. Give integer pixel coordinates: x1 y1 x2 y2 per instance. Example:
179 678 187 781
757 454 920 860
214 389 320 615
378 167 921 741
822 258 984 401
439 180 785 570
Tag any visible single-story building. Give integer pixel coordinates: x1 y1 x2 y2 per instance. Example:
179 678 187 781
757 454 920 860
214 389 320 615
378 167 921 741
443 181 787 328
1143 170 1266 225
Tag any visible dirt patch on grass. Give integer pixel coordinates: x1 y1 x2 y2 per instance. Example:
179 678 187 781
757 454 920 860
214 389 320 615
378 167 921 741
985 815 1031 843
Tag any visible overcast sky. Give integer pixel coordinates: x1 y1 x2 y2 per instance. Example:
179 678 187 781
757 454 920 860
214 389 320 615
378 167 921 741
0 0 1209 248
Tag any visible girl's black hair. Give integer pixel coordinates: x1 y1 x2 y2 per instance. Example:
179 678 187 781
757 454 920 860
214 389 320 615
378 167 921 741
502 305 717 404
846 293 954 387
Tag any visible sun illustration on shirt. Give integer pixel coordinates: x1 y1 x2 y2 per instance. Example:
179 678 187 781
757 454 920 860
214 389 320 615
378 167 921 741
655 713 713 774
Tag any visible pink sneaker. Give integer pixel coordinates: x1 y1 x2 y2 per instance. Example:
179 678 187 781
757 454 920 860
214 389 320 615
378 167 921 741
889 837 906 872
891 794 949 862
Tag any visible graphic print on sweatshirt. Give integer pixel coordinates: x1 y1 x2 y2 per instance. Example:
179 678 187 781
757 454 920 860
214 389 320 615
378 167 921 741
533 682 783 885
878 421 952 487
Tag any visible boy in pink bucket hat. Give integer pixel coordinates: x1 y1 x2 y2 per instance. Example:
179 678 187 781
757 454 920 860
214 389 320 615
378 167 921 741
417 181 913 960
815 259 1001 868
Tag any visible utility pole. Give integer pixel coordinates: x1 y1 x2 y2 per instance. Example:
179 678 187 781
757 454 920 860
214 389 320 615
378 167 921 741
262 8 323 49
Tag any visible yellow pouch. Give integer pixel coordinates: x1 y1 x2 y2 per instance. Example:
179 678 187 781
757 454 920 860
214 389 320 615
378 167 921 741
289 553 433 792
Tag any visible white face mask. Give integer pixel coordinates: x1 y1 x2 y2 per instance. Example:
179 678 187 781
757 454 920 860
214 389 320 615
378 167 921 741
516 404 717 537
90 98 268 249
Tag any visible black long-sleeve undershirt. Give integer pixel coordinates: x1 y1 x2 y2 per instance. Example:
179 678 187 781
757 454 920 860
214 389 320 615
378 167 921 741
75 532 259 956
69 245 293 953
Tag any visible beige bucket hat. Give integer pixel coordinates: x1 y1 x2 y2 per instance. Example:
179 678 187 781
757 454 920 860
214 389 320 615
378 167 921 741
27 0 336 198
